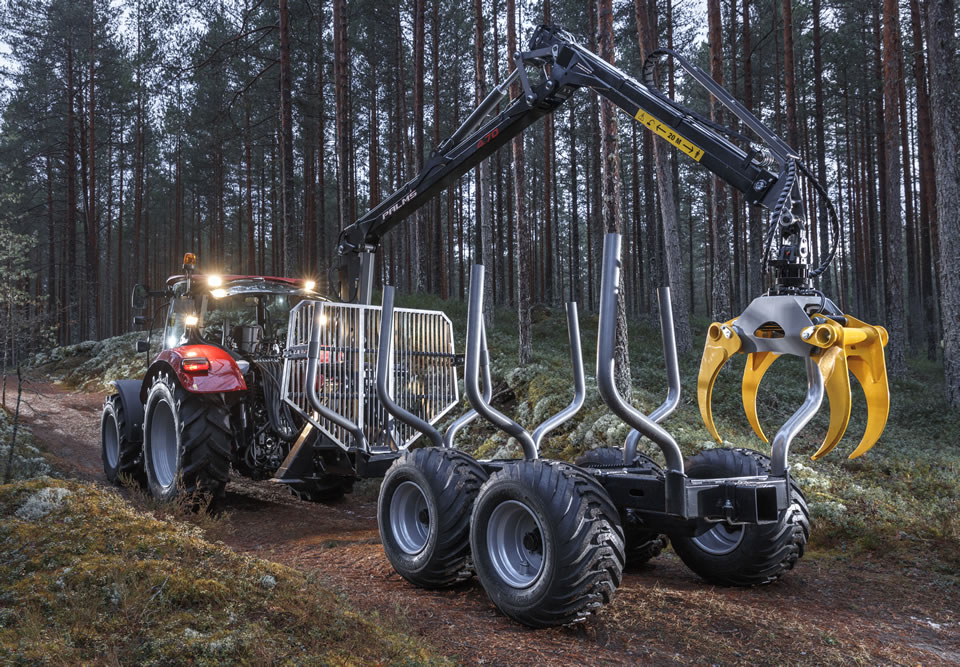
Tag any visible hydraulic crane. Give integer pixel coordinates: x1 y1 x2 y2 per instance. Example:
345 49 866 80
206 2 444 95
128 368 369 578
331 23 888 466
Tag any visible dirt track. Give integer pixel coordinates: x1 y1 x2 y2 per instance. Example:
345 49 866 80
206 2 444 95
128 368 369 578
16 381 960 665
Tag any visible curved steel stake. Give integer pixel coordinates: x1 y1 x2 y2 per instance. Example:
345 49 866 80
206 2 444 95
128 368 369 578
769 355 824 476
531 301 586 450
624 286 682 465
306 303 368 451
597 233 684 474
376 286 444 449
443 325 491 448
465 264 537 460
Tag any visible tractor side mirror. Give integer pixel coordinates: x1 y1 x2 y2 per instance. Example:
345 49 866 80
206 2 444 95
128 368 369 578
131 284 149 311
133 315 147 327
136 340 150 353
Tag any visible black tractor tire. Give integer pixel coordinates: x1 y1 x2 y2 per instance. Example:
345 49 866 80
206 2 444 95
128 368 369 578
378 447 488 588
101 394 145 486
470 460 625 628
575 446 668 567
142 373 233 501
291 475 354 503
669 447 809 587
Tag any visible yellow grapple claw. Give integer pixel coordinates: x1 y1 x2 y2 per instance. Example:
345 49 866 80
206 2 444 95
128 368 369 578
811 344 852 460
741 351 780 443
844 317 889 459
697 321 742 443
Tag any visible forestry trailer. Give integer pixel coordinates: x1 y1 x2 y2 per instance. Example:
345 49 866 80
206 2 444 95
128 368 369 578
101 23 891 627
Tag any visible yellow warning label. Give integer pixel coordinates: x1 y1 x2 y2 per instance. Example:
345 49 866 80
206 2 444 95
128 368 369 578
634 108 705 162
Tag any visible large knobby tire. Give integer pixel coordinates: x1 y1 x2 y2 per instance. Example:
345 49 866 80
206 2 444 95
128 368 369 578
378 447 488 588
470 460 625 628
575 447 668 567
669 447 809 586
101 394 145 486
142 374 233 501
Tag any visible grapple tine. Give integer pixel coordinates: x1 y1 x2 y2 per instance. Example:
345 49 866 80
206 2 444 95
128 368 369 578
841 317 889 459
741 351 780 443
811 344 852 460
697 321 742 444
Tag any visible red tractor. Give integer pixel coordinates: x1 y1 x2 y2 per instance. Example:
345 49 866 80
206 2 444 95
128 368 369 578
100 253 354 502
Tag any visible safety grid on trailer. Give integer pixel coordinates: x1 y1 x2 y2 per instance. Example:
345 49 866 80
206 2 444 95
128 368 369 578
281 300 460 454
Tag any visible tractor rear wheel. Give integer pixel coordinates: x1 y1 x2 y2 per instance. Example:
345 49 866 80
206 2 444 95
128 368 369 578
142 374 233 501
101 394 145 486
575 446 668 567
378 448 488 588
470 460 624 628
669 448 809 586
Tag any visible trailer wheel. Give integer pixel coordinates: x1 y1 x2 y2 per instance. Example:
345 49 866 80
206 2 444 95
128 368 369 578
575 447 668 567
470 460 624 628
669 448 809 586
142 374 233 501
378 448 488 588
101 394 145 486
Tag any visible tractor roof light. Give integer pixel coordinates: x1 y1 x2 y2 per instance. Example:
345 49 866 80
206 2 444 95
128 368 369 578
207 274 223 288
183 253 197 272
304 279 316 291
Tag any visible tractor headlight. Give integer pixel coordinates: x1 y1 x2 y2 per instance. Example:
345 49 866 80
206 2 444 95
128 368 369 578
207 275 223 288
185 315 199 327
304 279 316 291
210 288 227 299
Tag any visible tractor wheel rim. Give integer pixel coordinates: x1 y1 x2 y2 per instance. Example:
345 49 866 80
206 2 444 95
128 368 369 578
486 500 545 589
390 481 430 554
149 399 178 489
692 522 745 555
102 413 119 470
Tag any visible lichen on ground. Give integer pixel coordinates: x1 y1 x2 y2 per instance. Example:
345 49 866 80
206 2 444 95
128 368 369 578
0 478 448 664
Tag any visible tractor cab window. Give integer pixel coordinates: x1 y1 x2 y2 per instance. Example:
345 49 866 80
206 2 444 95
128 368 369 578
164 297 198 349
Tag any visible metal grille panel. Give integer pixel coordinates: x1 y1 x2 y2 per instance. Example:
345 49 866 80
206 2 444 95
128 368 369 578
281 301 459 453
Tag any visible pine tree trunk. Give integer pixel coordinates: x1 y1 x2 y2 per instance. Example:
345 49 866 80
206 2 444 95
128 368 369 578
707 0 731 320
743 0 763 299
475 0 494 325
909 0 939 361
279 0 297 275
507 0 531 364
881 0 906 375
413 0 427 293
926 0 960 406
596 0 631 398
636 0 693 353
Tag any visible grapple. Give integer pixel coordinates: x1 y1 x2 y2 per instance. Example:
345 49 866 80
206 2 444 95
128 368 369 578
698 293 889 460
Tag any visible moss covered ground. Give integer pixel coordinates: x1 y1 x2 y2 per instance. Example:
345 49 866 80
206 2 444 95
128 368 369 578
0 475 447 664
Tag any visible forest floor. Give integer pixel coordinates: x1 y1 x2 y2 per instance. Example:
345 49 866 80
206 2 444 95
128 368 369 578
11 379 960 665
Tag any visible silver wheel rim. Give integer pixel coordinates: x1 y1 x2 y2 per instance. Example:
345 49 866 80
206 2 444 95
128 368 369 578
390 481 430 554
149 399 178 489
102 412 119 470
486 500 545 588
693 522 745 555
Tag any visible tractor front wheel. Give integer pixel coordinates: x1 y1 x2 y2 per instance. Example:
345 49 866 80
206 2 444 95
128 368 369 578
142 374 233 501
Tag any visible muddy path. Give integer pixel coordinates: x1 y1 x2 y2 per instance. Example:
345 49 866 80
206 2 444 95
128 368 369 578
16 380 960 665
